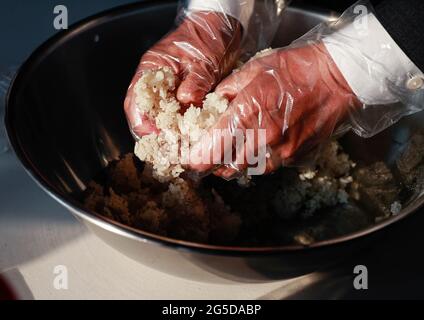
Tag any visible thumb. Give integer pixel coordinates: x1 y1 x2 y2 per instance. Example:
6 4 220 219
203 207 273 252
176 63 216 106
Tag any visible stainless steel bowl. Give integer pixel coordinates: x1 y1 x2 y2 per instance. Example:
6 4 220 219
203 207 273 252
5 0 424 282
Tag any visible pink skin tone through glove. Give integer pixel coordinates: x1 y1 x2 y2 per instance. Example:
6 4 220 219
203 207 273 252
124 11 242 138
188 42 361 179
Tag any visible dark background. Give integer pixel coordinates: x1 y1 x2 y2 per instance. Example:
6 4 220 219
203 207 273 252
0 0 358 67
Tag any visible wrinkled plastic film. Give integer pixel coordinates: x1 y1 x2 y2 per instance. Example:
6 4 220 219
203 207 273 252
125 0 288 140
198 0 424 179
241 0 291 59
194 42 357 179
292 0 424 138
180 0 290 59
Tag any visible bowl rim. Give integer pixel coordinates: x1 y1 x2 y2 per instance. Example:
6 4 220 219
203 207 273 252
5 0 424 256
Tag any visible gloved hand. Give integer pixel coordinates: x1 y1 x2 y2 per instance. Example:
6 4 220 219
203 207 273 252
188 43 361 179
124 11 242 138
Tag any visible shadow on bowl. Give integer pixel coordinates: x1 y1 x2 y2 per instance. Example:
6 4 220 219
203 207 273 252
5 0 424 282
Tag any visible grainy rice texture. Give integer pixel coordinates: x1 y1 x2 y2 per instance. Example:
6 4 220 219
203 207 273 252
81 56 417 246
133 67 229 182
83 140 390 245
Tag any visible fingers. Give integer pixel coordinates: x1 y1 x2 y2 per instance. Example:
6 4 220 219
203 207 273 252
137 48 181 76
215 50 282 100
213 166 239 180
175 23 242 106
213 144 285 179
124 84 159 138
125 11 244 139
209 74 293 179
214 123 281 180
124 65 162 138
187 109 237 172
125 41 183 138
132 115 160 137
215 59 262 100
188 71 285 175
139 11 242 106
176 61 216 106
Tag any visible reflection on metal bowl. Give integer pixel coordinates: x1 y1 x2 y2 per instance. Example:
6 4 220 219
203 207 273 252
5 0 424 282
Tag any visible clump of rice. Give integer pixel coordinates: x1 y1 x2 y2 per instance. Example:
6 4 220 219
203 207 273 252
390 201 402 215
133 67 229 182
131 66 361 221
273 141 356 219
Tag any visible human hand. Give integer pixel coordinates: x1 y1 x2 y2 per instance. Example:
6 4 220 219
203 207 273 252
124 11 242 138
188 42 360 179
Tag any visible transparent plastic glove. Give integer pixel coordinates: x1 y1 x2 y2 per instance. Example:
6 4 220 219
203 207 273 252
188 43 360 179
124 10 242 139
124 0 290 140
185 0 290 59
189 0 424 179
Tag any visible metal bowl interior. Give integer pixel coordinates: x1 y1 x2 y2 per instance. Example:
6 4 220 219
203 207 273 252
5 0 424 258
